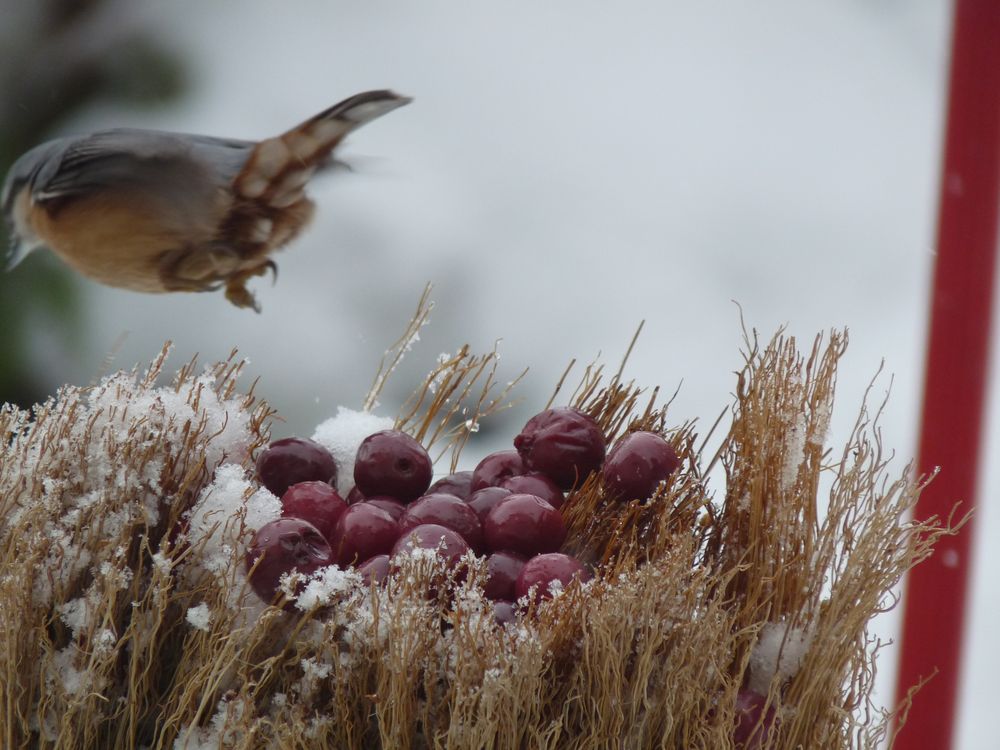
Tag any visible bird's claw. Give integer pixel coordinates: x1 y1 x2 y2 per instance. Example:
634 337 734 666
225 282 262 312
262 260 278 285
223 261 277 311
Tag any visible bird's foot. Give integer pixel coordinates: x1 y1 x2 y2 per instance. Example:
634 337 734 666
224 262 277 312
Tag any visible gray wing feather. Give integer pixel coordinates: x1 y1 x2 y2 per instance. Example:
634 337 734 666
29 129 255 202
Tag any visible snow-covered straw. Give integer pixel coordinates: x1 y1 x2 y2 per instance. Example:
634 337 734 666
0 346 272 746
0 328 962 749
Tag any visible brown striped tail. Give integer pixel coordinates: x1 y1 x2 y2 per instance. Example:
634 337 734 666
233 90 411 207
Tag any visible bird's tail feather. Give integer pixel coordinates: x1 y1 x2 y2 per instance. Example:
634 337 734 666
233 90 410 206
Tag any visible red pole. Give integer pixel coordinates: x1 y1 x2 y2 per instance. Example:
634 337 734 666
894 1 1000 748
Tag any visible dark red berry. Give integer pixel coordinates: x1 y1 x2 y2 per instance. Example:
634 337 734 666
280 481 348 541
733 689 776 748
357 554 391 586
256 437 338 497
399 493 484 552
492 600 517 626
466 486 512 523
514 552 591 604
500 472 565 510
391 523 471 569
483 551 527 601
346 485 366 504
354 430 432 502
427 470 474 499
245 518 334 604
603 431 680 501
513 407 605 490
470 450 525 492
330 503 400 567
484 494 566 556
364 496 407 521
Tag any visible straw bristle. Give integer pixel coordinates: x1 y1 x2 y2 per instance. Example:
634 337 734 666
0 320 960 748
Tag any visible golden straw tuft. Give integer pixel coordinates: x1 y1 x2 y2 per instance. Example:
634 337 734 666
0 317 961 749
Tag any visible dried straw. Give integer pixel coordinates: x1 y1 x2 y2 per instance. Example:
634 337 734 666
0 319 960 749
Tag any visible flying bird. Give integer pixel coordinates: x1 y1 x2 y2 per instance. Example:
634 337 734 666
1 90 411 311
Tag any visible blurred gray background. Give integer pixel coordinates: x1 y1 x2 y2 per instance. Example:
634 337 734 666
2 1 996 746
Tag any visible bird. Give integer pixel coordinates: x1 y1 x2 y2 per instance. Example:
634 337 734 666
1 90 411 311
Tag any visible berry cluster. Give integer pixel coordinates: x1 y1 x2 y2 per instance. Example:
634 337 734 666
246 407 681 620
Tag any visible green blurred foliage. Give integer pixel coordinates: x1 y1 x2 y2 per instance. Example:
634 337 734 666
0 0 185 409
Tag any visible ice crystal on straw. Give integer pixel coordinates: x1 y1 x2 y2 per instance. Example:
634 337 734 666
294 564 363 611
747 622 815 695
185 603 212 632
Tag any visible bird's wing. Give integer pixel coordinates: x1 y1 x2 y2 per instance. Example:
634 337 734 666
31 129 254 202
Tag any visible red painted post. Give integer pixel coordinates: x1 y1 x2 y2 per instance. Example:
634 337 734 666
893 1 1000 748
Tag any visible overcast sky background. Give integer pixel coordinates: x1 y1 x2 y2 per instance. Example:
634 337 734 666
11 1 998 746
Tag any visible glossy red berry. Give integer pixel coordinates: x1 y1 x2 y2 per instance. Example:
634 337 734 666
427 470 474 499
466 486 512 523
391 523 471 569
483 551 527 601
363 496 407 521
514 552 591 604
353 430 432 502
733 689 776 748
513 407 605 490
256 437 338 497
245 518 334 604
280 481 348 541
603 431 680 501
470 450 525 492
357 554 391 586
500 472 565 510
329 503 400 567
399 493 484 552
483 493 566 556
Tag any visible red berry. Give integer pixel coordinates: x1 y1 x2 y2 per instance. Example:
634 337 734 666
346 485 366 504
500 472 565 510
470 450 525 492
354 430 432 502
466 486 512 523
733 689 776 748
256 437 338 497
513 407 605 490
399 493 484 552
492 600 517 626
427 470 474 499
603 431 680 501
280 481 348 541
330 503 400 567
514 552 591 604
245 518 334 604
364 496 407 521
357 554 391 586
391 523 471 569
484 494 566 556
483 551 527 601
